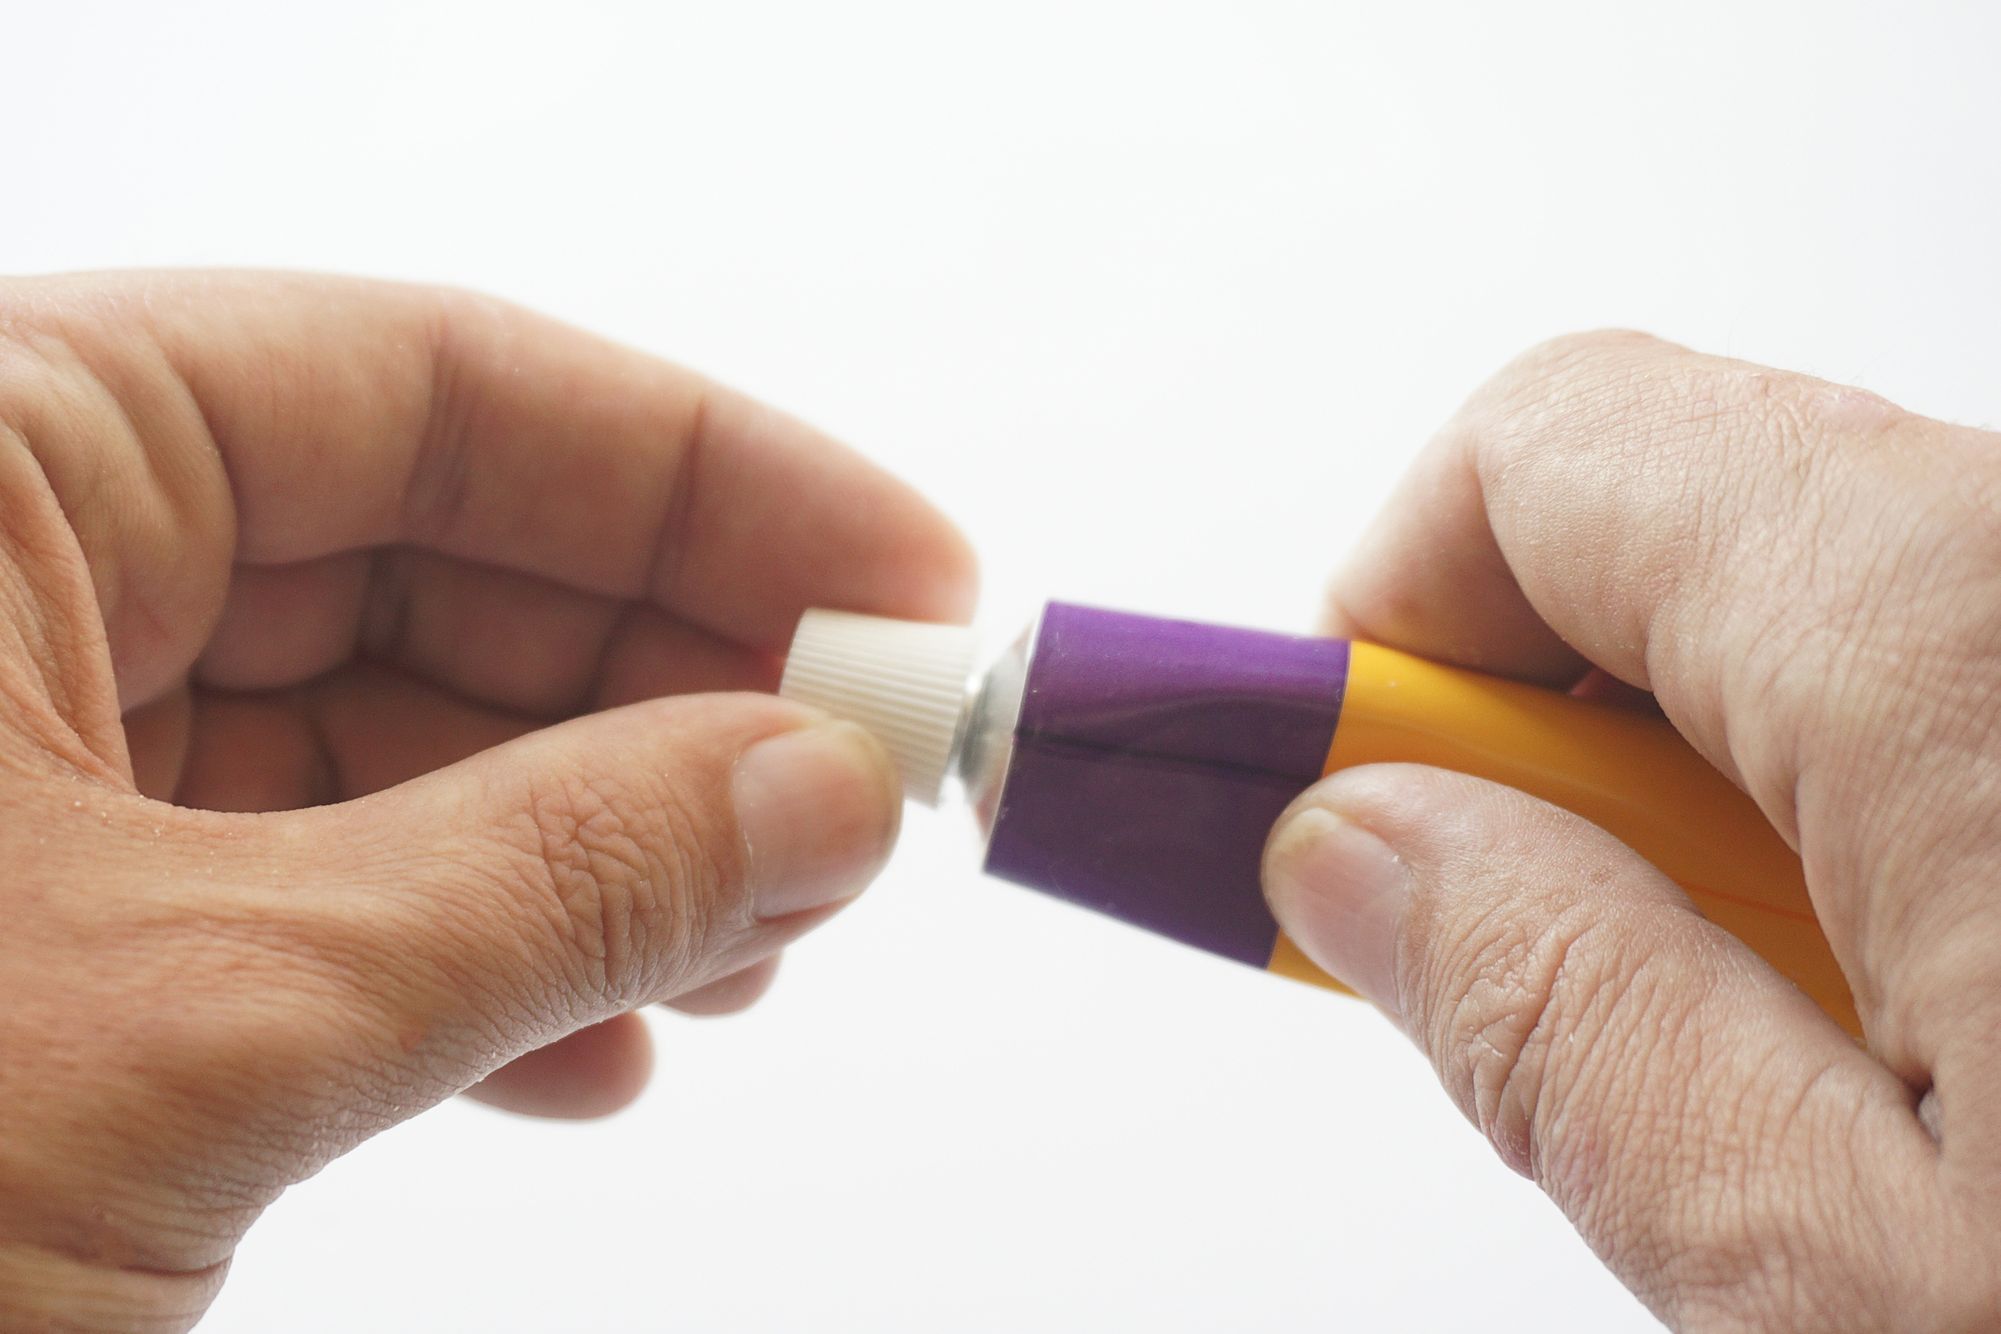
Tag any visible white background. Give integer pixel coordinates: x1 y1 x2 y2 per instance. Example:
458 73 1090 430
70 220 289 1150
9 2 2000 1330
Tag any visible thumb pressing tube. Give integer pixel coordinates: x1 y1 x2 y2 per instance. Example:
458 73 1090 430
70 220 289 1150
780 601 1859 1035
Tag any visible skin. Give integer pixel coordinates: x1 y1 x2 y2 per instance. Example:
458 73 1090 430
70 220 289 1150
9 275 1989 1331
1263 332 2001 1329
0 272 976 1330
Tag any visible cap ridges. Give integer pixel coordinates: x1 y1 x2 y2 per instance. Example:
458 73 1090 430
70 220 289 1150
778 610 980 804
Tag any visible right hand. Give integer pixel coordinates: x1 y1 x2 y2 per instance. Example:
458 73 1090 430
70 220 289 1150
1264 333 2001 1328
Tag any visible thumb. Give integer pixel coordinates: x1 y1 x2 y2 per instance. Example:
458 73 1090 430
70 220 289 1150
1261 764 1926 1324
297 692 899 1066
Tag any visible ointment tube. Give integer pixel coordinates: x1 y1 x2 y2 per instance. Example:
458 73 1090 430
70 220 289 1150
779 601 1858 1035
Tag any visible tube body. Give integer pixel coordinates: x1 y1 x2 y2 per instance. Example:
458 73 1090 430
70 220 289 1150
976 603 1857 1035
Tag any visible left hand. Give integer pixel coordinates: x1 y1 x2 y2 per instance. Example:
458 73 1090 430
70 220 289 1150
0 271 975 1328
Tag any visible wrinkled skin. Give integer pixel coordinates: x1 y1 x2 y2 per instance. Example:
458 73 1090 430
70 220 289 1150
11 269 1994 1332
1265 332 2001 1330
0 272 976 1330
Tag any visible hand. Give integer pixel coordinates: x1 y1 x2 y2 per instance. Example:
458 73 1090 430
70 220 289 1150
1262 333 1999 1329
0 272 975 1329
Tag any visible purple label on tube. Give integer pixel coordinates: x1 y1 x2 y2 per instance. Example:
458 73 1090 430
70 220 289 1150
983 603 1350 967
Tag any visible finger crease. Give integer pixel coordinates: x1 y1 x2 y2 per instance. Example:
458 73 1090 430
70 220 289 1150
645 387 710 610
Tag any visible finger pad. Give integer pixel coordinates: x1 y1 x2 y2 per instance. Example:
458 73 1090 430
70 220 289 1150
463 1012 655 1119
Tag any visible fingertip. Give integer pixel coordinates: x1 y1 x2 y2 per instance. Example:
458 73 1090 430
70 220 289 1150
922 519 983 624
733 717 902 923
462 1012 655 1120
1274 763 1458 850
335 689 879 1061
664 954 783 1017
839 480 981 629
1264 784 1415 1013
677 388 981 648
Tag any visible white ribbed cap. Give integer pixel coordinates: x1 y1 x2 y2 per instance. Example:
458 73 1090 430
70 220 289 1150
778 610 980 804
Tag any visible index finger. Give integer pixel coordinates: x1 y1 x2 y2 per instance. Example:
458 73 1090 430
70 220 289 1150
1327 329 1922 794
27 270 976 653
1324 329 1995 1051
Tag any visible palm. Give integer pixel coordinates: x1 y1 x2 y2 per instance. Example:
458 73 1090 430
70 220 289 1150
8 270 972 1113
126 554 777 812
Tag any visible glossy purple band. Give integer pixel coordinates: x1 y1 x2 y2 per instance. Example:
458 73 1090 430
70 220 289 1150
982 603 1350 967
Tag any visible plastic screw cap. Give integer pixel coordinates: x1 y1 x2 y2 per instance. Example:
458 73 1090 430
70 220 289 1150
778 609 980 804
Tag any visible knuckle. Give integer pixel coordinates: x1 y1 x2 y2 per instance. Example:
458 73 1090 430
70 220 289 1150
503 769 718 1004
1716 413 1998 809
1405 819 1704 1200
1421 888 1621 1177
1459 333 1939 729
404 284 529 540
1464 330 1892 498
1678 364 1896 537
1469 329 1667 439
1502 329 1667 392
1454 331 1691 517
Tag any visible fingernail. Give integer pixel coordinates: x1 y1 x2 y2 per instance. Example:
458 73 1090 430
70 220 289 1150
1264 806 1410 1015
733 720 901 922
